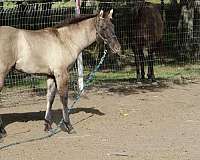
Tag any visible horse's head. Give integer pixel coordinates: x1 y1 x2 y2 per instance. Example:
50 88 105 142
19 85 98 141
96 9 121 55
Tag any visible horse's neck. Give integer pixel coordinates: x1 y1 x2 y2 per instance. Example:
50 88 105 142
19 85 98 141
58 17 97 55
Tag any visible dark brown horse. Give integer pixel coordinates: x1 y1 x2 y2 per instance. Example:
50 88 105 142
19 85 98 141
129 2 164 82
0 10 121 138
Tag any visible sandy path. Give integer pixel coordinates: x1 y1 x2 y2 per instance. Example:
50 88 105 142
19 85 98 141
1 82 200 160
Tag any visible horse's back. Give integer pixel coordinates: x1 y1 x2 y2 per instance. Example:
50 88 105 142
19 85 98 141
133 2 164 47
0 25 78 76
14 28 61 74
142 3 163 39
14 28 71 75
0 26 59 75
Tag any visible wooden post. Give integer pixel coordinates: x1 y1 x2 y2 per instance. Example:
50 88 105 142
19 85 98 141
76 0 84 92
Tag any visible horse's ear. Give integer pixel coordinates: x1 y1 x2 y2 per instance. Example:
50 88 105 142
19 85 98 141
108 9 113 19
99 10 104 19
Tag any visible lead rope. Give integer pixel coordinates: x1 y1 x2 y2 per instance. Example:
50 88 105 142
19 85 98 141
0 49 108 150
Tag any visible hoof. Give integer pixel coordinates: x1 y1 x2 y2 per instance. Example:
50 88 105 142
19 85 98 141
136 81 142 86
136 78 145 84
136 81 142 84
148 79 157 84
151 81 158 86
44 119 52 132
147 77 156 83
147 74 156 83
0 127 7 139
60 121 76 134
141 75 145 81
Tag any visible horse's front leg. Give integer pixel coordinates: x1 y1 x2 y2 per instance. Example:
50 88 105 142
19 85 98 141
55 72 73 133
44 77 57 131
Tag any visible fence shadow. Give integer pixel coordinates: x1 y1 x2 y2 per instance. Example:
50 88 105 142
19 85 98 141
93 78 172 96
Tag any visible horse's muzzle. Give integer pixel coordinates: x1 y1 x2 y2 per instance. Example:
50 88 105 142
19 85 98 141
113 45 121 55
110 41 121 56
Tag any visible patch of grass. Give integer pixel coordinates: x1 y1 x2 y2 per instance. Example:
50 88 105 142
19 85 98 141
88 64 200 83
52 1 76 8
155 64 200 79
3 1 16 9
5 76 46 89
2 0 173 9
4 64 200 90
35 79 47 88
147 0 171 4
91 71 134 81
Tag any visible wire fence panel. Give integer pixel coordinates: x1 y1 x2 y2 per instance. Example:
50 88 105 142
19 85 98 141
0 2 78 107
0 1 200 107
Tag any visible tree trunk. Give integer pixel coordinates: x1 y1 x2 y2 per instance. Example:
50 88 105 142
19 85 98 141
160 0 166 21
177 0 194 60
170 0 178 6
193 0 200 58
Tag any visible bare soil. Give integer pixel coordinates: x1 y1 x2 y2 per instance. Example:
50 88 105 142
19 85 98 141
1 81 200 160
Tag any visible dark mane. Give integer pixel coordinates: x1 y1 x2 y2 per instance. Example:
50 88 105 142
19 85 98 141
54 14 97 28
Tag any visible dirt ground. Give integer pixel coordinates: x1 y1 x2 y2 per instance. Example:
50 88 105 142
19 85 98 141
1 81 200 160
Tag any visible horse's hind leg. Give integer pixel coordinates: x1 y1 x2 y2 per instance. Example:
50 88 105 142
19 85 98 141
0 116 6 139
55 71 74 133
133 46 142 82
0 75 7 138
139 48 145 80
134 48 145 82
44 77 57 131
147 49 156 82
0 62 16 138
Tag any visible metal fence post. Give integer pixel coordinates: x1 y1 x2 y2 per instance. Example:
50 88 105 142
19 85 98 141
76 0 84 92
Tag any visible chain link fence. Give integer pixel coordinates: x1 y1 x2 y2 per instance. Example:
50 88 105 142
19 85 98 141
0 1 200 107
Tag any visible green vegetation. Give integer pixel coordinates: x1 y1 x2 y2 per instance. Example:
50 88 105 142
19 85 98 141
52 1 76 8
93 64 200 83
2 0 175 9
155 64 200 79
147 0 171 4
3 1 16 8
5 64 200 90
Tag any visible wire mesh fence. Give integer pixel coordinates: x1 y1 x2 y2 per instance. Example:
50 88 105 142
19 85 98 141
0 0 200 107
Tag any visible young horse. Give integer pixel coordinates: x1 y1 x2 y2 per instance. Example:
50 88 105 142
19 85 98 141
0 10 121 138
129 2 164 82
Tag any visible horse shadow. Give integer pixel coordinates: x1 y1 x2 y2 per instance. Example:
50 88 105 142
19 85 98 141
1 107 105 128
